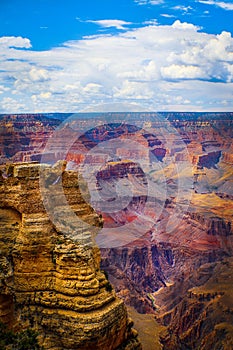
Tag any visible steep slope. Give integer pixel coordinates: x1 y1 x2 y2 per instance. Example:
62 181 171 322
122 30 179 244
0 162 141 350
159 258 233 350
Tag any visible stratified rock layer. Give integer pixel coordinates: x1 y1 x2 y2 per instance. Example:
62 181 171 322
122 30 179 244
0 162 141 350
159 258 233 350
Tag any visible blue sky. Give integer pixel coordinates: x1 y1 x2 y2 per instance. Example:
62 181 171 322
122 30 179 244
0 0 233 112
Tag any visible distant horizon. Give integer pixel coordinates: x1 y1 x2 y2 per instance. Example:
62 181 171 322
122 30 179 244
1 111 233 118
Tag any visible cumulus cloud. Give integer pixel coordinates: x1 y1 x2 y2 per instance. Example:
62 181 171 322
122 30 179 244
113 80 155 99
198 0 233 10
165 30 233 71
1 97 28 112
0 36 31 49
171 20 200 30
29 68 50 82
161 64 205 80
0 20 233 112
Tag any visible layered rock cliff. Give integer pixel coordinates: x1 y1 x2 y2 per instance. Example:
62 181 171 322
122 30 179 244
158 258 233 350
0 162 141 350
0 115 62 162
101 240 169 313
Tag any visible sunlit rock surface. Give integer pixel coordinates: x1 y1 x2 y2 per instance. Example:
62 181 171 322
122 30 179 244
0 162 141 350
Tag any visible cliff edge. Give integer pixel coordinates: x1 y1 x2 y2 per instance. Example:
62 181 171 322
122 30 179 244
0 161 141 350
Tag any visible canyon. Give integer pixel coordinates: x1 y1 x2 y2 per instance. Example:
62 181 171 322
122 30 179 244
0 112 233 349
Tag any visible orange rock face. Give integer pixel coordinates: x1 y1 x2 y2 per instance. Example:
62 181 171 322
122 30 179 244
0 162 141 350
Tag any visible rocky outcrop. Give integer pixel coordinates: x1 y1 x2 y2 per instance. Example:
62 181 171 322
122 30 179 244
197 151 222 169
0 162 141 350
159 258 233 350
101 241 171 313
0 114 61 162
222 152 233 164
96 161 146 182
150 148 166 162
188 212 232 237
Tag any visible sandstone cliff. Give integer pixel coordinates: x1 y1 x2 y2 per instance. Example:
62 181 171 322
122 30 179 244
0 162 141 350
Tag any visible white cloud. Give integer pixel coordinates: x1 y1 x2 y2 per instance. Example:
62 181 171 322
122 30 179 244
29 67 50 82
166 30 233 70
160 13 175 18
39 92 52 99
172 5 193 13
113 80 155 99
0 21 233 113
118 60 160 81
83 19 132 30
143 19 158 25
0 85 10 94
198 0 233 10
0 36 31 49
1 97 27 112
150 0 164 3
225 63 233 81
161 64 205 80
134 0 164 5
171 20 200 31
83 83 103 93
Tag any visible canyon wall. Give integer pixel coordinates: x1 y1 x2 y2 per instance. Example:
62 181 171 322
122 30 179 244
0 162 141 350
0 114 61 162
158 258 233 350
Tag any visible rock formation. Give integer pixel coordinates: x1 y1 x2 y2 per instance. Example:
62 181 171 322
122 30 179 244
0 162 141 350
0 114 62 162
158 258 233 350
1 112 233 349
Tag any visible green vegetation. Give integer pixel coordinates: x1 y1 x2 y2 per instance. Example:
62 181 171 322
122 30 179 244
102 269 109 280
101 269 113 291
105 281 113 292
0 322 44 350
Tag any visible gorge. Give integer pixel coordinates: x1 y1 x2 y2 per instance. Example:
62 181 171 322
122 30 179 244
0 112 233 349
